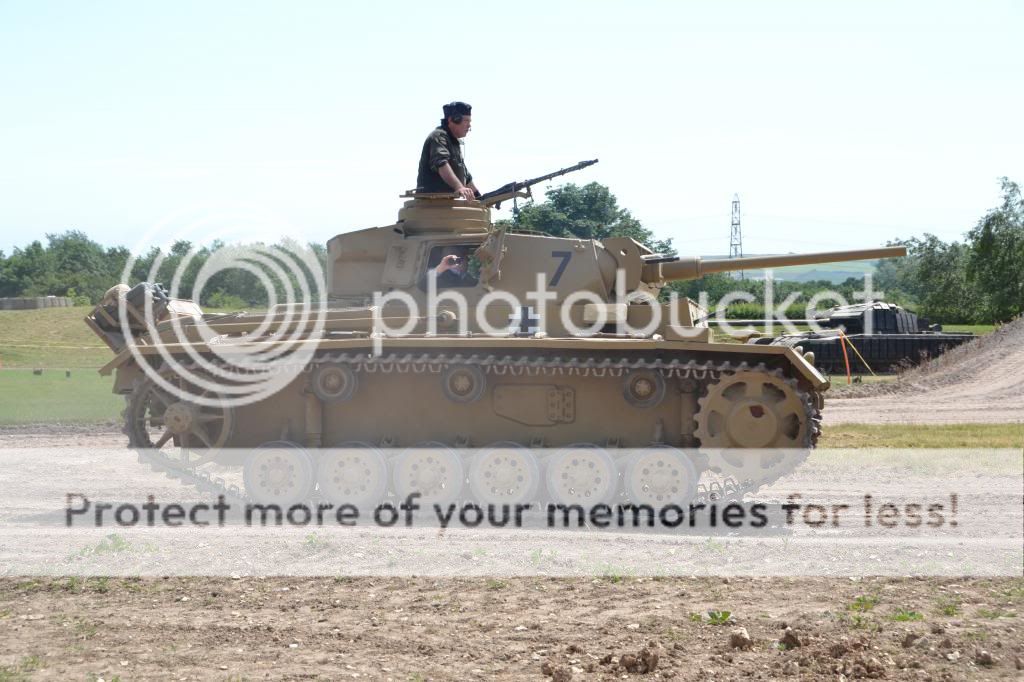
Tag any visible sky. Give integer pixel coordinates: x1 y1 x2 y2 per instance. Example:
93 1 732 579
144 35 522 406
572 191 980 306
1 0 1022 257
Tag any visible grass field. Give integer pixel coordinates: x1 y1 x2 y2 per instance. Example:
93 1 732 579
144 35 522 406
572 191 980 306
829 374 897 385
819 423 1024 449
0 370 122 425
941 323 1000 335
0 307 111 368
804 443 1022 476
0 307 123 424
0 305 236 369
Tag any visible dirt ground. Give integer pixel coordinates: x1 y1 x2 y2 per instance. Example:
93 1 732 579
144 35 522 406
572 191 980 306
1 575 1022 681
825 316 1024 425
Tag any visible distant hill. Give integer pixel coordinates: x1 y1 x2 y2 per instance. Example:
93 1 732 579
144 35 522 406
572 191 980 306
698 255 879 283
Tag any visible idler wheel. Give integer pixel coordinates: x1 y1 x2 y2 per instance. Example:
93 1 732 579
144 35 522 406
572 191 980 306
392 441 464 506
468 441 540 505
544 444 617 506
125 377 235 450
441 365 486 404
622 370 666 409
621 446 698 506
311 364 358 403
243 440 315 506
317 441 388 509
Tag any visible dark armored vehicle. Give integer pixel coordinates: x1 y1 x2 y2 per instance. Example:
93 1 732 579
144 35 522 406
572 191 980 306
749 301 974 374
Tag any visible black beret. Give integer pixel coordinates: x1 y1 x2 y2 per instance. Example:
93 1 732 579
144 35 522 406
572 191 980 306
443 101 472 118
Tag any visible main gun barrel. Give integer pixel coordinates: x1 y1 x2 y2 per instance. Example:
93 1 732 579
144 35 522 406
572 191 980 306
642 246 907 283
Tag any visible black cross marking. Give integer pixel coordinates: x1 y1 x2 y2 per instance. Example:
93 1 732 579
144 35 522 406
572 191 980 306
510 306 540 336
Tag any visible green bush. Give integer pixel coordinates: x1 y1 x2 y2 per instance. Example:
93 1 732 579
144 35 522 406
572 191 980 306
724 302 809 320
204 291 248 310
65 287 93 307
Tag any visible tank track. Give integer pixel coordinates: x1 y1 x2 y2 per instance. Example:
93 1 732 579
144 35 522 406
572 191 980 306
126 353 822 508
136 448 249 504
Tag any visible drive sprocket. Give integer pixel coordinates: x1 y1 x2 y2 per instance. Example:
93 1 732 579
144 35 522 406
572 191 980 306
693 366 819 489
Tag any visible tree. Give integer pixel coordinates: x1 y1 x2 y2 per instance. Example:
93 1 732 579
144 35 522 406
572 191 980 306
504 182 674 255
45 231 116 302
965 177 1024 322
0 241 54 297
872 246 917 305
888 235 980 324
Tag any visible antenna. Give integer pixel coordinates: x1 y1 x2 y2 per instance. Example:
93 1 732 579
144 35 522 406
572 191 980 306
729 194 744 280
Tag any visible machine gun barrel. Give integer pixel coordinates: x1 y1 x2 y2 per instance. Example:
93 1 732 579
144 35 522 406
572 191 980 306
479 159 599 206
642 246 907 283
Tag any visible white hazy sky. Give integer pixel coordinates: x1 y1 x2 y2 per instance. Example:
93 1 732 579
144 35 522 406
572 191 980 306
1 0 1022 256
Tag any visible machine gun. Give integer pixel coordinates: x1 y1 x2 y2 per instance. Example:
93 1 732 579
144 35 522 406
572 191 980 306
478 159 599 209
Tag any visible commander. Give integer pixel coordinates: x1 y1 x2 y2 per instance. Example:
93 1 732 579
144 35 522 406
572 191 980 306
416 101 480 200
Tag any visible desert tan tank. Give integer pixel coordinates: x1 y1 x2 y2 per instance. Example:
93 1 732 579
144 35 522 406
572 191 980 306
86 191 906 510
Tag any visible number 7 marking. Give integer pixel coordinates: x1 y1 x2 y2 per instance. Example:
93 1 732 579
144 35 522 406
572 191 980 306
549 251 572 286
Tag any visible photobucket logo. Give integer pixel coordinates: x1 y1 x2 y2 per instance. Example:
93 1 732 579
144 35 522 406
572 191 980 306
368 266 884 354
369 269 665 354
118 207 327 409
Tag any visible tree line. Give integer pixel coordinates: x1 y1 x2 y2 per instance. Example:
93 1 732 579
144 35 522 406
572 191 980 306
0 234 326 310
1 179 1020 323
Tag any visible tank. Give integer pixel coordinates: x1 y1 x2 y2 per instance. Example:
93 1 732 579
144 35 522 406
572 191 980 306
747 301 974 374
85 194 906 510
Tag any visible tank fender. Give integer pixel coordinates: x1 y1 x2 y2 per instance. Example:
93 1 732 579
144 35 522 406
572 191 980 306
112 363 144 395
783 346 829 390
